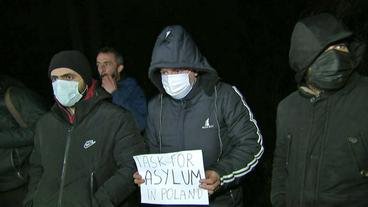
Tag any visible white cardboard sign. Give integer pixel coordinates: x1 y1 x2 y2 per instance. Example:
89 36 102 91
133 150 209 205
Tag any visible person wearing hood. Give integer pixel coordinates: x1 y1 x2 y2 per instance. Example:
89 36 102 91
133 25 264 207
271 13 368 207
0 75 47 207
23 50 145 207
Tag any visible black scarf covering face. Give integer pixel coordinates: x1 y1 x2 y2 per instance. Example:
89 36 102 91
307 49 353 90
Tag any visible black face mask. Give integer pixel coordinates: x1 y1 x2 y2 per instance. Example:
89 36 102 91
307 49 353 90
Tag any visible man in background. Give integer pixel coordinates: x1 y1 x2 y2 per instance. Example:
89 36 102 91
97 47 147 131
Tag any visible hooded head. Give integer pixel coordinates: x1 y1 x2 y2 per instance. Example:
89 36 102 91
148 25 218 95
289 13 353 83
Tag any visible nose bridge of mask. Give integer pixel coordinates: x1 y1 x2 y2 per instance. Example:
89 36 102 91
53 80 79 94
161 73 193 99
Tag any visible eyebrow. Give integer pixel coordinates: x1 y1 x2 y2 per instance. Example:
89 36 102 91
51 73 76 78
97 61 112 63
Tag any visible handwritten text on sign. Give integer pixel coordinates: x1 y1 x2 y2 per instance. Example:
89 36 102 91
133 150 209 205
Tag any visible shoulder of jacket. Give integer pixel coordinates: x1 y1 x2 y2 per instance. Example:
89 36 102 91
119 76 138 86
37 111 55 126
213 82 234 95
97 100 132 117
277 90 300 111
214 82 247 102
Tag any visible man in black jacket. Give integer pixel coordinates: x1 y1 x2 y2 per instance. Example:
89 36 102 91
271 13 368 207
0 75 47 207
24 50 145 207
134 25 264 207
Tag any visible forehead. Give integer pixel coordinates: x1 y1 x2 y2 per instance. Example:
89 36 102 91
97 52 116 61
160 68 191 72
50 67 81 77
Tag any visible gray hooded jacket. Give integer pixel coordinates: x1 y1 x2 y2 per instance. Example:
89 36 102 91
146 25 263 207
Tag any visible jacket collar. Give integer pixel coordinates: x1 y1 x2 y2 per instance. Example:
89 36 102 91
298 72 359 102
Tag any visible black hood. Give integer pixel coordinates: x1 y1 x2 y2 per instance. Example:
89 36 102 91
148 25 218 94
289 13 353 82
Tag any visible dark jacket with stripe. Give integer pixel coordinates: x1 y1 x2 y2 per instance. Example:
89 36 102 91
24 82 145 207
271 13 368 207
146 25 263 207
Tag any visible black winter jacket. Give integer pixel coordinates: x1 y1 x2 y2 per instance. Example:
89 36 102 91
24 83 146 207
272 73 368 207
0 78 47 191
146 25 264 207
271 13 368 207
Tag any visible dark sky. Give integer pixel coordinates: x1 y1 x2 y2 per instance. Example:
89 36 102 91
1 0 367 206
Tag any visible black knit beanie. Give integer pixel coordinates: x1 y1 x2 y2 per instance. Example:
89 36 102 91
48 50 92 85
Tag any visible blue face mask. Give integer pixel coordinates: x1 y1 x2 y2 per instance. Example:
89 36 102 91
161 73 193 99
52 80 84 107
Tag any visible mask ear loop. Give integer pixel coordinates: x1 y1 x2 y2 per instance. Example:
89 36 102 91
81 84 88 95
159 93 163 153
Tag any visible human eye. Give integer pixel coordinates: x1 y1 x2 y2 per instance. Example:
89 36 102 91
336 44 349 52
63 74 74 81
51 76 58 82
330 44 349 53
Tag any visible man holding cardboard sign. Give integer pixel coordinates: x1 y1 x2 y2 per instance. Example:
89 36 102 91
133 25 264 207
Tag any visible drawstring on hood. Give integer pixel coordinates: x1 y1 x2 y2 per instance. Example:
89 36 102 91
148 25 219 96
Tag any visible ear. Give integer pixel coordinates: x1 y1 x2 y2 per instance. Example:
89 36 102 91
117 65 124 73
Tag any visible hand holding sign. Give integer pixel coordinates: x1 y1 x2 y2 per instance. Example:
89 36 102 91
133 171 144 185
133 150 209 205
199 170 221 195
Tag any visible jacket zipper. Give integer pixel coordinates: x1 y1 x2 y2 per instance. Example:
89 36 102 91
314 99 330 206
57 126 74 207
90 172 95 206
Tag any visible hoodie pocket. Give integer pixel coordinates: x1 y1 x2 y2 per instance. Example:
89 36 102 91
11 149 25 180
347 133 368 178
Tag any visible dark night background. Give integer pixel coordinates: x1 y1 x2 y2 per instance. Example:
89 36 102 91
1 0 367 206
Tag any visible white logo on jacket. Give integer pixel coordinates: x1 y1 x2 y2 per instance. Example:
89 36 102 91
84 140 96 149
202 118 214 129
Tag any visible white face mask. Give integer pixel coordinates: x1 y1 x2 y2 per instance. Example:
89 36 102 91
161 73 193 99
52 80 84 107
